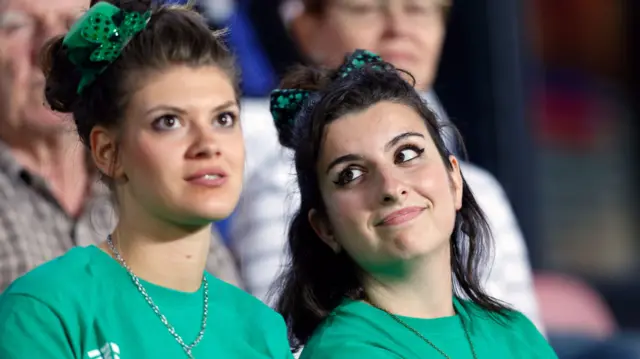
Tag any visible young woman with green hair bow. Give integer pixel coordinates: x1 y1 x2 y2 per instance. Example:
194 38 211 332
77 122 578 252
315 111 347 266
270 50 557 359
0 1 293 358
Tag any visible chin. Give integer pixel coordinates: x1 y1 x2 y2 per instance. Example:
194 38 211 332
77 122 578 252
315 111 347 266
389 233 448 259
189 205 235 222
170 211 232 229
180 187 240 213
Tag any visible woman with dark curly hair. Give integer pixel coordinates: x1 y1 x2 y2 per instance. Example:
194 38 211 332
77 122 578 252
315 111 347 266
270 50 556 358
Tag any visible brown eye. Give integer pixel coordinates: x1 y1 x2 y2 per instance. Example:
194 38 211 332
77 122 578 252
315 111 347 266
152 115 181 131
214 112 236 128
334 167 364 186
395 146 424 164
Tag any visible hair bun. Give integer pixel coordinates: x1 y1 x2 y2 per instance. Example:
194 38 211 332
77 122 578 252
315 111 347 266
41 36 83 113
270 89 317 149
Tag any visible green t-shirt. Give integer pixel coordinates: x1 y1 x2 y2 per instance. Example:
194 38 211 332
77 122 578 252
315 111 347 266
300 298 558 359
0 245 294 359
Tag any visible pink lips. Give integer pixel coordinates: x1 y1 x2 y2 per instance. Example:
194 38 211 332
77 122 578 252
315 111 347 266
377 206 425 227
185 168 227 188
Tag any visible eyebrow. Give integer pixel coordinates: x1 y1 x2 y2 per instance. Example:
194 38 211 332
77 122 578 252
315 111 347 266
325 131 425 174
145 100 237 116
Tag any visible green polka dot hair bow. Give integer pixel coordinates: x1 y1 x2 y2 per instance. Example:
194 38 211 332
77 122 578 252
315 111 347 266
270 49 388 143
63 1 151 94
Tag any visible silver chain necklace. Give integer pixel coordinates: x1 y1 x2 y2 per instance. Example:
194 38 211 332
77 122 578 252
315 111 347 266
367 300 477 359
106 235 208 358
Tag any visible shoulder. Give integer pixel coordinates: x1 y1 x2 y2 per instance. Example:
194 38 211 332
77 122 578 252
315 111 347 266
206 274 292 355
301 341 402 359
459 299 527 325
3 246 103 302
0 246 104 358
460 300 555 355
206 273 285 324
501 310 556 355
0 246 105 354
302 301 400 358
302 321 402 359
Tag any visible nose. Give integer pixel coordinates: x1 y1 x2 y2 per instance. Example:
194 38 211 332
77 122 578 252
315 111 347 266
377 169 408 205
186 124 222 159
381 2 409 37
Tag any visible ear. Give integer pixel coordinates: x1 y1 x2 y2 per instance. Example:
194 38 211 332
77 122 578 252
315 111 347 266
448 155 463 210
89 125 124 180
308 208 341 253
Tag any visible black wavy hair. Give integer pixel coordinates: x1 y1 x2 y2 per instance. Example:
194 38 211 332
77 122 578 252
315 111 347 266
270 52 510 351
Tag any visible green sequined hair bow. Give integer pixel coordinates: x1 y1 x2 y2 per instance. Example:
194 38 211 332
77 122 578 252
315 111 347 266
270 49 390 144
63 1 151 94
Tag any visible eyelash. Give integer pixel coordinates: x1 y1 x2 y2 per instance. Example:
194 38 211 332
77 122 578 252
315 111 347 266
151 111 238 131
215 111 237 128
395 144 425 164
152 115 180 131
332 144 425 186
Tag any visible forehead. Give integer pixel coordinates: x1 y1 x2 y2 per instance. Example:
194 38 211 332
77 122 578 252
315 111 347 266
131 65 236 108
2 0 87 14
322 101 431 154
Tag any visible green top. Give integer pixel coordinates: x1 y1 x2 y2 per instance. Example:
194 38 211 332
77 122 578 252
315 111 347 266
300 298 557 359
0 245 293 359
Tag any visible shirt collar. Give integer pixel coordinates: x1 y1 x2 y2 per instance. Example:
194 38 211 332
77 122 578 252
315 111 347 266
0 139 28 181
0 138 106 197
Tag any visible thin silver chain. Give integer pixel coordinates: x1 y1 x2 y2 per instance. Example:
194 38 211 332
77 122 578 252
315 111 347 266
107 235 208 358
367 301 478 359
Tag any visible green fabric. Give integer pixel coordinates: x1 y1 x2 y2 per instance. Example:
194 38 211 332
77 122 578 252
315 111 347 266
63 1 150 93
0 246 293 359
269 49 391 129
300 298 558 359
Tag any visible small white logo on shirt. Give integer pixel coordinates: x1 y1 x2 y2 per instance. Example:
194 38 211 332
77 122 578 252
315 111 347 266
87 342 120 359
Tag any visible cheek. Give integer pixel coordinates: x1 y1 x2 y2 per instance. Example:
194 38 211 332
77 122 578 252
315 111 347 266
414 166 455 206
121 133 172 178
221 131 245 176
434 174 460 228
6 36 30 59
323 190 368 237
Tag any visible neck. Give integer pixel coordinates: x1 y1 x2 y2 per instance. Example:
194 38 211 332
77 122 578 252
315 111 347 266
2 129 89 216
363 242 454 319
103 207 213 292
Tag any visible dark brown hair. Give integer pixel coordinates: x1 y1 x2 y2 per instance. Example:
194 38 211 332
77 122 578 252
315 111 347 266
40 0 239 151
270 56 510 351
